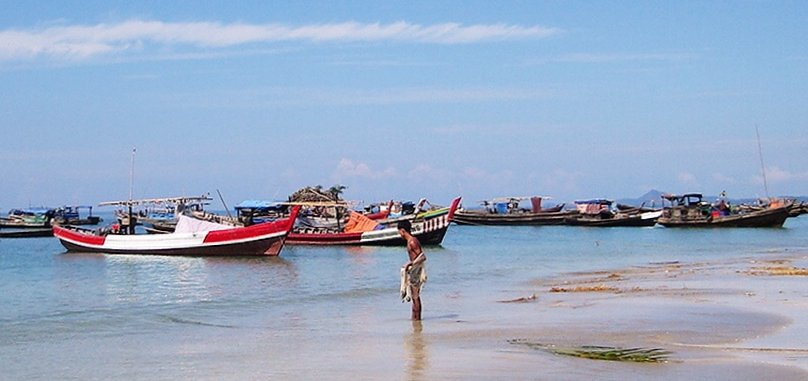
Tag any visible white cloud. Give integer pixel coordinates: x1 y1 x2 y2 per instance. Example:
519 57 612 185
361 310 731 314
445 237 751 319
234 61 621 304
539 168 585 196
0 20 561 62
677 172 699 186
711 172 737 184
462 167 490 180
278 87 550 105
408 164 450 182
332 158 396 180
524 52 694 66
758 166 808 183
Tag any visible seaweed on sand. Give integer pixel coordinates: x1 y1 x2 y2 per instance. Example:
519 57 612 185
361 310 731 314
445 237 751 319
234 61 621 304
747 266 808 276
508 339 671 363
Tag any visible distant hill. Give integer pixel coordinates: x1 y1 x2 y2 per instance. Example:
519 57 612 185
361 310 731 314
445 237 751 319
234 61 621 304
617 190 808 208
616 189 665 208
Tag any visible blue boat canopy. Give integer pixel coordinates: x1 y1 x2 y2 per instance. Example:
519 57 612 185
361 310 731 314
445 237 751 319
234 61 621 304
9 207 54 215
235 200 285 210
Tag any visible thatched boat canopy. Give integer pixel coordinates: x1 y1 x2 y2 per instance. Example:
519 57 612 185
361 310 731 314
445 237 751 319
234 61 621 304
288 185 346 203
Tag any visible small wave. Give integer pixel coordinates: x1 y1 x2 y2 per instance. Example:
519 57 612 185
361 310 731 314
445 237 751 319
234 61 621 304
158 315 236 328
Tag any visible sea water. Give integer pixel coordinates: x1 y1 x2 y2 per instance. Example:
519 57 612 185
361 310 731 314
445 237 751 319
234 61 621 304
1 217 807 380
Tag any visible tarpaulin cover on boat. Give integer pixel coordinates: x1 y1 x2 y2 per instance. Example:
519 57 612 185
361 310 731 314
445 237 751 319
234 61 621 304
174 215 233 234
343 211 380 233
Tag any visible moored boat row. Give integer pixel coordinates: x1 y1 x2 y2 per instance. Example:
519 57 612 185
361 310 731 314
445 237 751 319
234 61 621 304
452 193 801 228
4 188 804 257
39 192 463 257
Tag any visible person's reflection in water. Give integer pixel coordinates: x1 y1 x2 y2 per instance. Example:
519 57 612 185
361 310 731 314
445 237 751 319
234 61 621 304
405 320 428 381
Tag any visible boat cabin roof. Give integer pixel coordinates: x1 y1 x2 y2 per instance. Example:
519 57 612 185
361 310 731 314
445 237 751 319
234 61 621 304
235 200 285 211
8 207 54 215
99 195 213 207
58 205 94 211
574 199 613 205
662 193 705 206
488 195 550 203
662 193 703 201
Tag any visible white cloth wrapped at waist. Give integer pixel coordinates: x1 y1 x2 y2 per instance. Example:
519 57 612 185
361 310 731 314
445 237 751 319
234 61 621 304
400 253 427 303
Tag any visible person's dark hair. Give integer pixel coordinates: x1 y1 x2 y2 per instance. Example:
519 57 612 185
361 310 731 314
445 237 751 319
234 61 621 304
397 219 412 233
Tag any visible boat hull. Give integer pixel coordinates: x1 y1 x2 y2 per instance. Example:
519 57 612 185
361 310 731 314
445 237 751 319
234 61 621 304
452 210 576 226
0 228 54 238
0 220 49 229
57 233 287 256
657 207 789 228
52 208 298 256
565 211 661 227
287 224 450 246
287 197 460 246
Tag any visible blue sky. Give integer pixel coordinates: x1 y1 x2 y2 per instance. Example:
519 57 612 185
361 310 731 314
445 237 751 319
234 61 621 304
1 1 806 210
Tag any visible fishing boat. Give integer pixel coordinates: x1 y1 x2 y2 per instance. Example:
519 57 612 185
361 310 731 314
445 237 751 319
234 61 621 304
0 228 54 238
788 201 808 217
361 199 432 221
615 202 659 214
285 197 461 245
452 196 575 225
656 193 790 228
53 206 102 226
53 206 299 256
108 195 213 233
565 199 661 227
0 207 56 228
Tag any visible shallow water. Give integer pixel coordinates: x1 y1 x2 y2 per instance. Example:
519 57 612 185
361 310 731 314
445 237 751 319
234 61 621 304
1 217 808 380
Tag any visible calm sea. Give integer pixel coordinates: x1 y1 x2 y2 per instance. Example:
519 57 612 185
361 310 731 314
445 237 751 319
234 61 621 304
1 216 807 380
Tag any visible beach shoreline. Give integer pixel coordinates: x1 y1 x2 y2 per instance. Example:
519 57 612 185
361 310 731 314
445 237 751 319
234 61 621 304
411 251 808 380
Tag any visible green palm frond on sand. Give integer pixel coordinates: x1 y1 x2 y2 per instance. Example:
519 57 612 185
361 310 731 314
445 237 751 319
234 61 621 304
508 339 671 363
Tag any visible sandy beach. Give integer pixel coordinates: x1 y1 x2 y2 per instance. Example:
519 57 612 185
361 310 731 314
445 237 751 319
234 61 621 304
403 251 808 380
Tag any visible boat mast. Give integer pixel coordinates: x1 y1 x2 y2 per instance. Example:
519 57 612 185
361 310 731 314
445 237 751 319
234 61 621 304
128 147 136 234
755 126 770 200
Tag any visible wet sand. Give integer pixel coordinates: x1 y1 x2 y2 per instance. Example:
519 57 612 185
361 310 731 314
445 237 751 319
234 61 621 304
404 251 808 380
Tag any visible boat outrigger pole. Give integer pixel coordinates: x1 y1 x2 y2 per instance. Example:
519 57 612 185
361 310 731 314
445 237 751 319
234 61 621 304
217 189 233 219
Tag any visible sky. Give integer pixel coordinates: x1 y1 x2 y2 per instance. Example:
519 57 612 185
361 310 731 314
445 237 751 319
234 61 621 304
1 1 807 210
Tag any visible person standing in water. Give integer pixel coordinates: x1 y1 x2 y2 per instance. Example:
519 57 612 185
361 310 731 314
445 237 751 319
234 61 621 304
398 220 427 320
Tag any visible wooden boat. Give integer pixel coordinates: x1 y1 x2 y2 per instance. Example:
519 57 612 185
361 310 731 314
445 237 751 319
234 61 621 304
0 206 102 229
452 196 575 225
615 202 658 214
286 197 461 245
53 207 299 256
565 199 661 227
0 228 54 238
0 207 55 228
656 193 790 228
53 206 102 226
362 199 431 221
110 195 213 228
737 199 808 218
787 201 808 218
566 210 661 227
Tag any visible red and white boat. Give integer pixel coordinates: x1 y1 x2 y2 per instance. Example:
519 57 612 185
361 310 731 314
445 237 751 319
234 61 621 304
287 197 461 245
53 207 299 256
